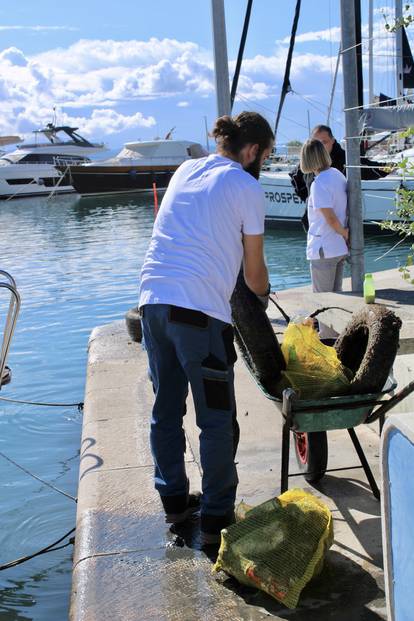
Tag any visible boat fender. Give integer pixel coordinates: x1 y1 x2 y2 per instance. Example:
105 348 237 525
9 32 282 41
230 271 286 397
334 305 401 394
125 307 142 343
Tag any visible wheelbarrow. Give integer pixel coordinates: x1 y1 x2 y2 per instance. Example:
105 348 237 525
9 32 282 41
231 271 414 499
253 375 414 499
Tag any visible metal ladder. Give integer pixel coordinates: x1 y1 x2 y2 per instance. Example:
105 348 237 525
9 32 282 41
0 270 21 389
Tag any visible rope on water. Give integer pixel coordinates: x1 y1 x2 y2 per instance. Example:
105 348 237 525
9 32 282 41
0 527 76 570
0 396 84 411
0 450 77 502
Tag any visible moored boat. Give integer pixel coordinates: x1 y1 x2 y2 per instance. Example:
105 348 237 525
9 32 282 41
66 139 207 196
0 125 106 199
260 168 414 227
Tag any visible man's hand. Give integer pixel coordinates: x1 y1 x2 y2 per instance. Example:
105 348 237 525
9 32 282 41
256 283 271 310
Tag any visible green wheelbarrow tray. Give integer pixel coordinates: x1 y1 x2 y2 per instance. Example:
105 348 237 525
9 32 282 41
256 381 398 433
245 358 414 497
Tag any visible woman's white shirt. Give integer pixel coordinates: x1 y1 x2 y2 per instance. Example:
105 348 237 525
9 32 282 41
306 167 348 260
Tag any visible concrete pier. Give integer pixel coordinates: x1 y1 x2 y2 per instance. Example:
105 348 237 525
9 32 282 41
71 268 413 620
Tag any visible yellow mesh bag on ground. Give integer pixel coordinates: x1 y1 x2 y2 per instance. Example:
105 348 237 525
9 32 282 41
276 323 351 399
213 489 333 609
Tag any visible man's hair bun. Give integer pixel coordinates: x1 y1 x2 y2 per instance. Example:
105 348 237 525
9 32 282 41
211 115 239 141
211 111 274 159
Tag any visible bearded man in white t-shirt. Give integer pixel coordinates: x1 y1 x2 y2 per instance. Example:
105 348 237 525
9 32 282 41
139 111 274 545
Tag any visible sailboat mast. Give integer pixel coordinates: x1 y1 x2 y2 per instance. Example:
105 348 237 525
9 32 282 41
340 0 365 291
355 0 364 108
368 0 374 103
395 0 404 99
211 0 231 117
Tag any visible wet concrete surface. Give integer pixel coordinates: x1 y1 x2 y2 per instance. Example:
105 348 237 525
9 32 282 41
72 268 414 619
71 546 386 621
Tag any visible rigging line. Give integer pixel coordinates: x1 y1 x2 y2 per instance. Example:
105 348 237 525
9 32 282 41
291 90 329 114
340 30 394 55
363 194 399 200
328 0 333 87
292 88 344 118
4 177 39 202
0 450 77 502
274 0 302 137
236 93 309 131
344 163 399 168
374 235 411 261
343 133 397 140
344 92 414 112
0 395 84 410
230 0 253 112
0 527 76 571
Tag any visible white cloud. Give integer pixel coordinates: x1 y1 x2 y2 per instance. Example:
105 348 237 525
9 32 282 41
35 37 202 72
13 106 155 137
65 109 156 135
177 101 189 107
0 25 79 32
280 27 341 45
0 47 28 66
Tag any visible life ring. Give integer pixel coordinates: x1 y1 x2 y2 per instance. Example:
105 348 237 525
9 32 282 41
334 304 401 394
125 307 142 343
230 271 286 396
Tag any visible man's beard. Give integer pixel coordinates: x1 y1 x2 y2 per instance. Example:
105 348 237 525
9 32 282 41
243 153 262 180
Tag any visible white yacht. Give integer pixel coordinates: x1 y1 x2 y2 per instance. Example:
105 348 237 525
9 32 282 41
0 125 106 199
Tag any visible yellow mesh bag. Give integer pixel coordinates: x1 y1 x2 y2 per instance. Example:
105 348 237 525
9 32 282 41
213 489 333 609
276 323 351 399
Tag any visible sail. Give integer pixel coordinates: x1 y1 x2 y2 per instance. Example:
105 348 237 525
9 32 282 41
360 104 414 131
402 26 414 89
274 0 301 139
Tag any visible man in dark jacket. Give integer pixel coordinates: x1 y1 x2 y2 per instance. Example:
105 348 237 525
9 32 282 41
289 124 389 230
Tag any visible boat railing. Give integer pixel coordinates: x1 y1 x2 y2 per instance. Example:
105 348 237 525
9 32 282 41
0 270 21 389
0 157 91 167
53 157 91 167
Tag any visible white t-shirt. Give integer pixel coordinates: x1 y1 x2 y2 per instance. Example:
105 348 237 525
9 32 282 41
307 167 348 260
139 153 265 324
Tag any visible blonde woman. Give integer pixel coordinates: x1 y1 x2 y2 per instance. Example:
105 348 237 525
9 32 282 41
300 138 349 292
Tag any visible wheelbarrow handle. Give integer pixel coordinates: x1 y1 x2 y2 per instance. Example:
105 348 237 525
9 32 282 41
365 379 414 424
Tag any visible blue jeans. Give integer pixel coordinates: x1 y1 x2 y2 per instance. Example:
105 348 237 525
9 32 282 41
141 304 239 517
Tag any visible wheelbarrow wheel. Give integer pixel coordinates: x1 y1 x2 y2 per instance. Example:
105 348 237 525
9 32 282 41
294 431 328 483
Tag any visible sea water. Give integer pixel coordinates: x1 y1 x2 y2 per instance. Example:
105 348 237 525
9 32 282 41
0 192 411 620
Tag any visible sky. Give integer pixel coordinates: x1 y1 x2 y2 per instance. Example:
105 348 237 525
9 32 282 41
0 0 408 150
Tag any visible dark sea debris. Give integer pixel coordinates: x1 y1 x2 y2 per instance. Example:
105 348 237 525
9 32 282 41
334 304 401 394
230 270 286 397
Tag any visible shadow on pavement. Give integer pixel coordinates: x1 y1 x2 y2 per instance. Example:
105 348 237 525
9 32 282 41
219 549 385 620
